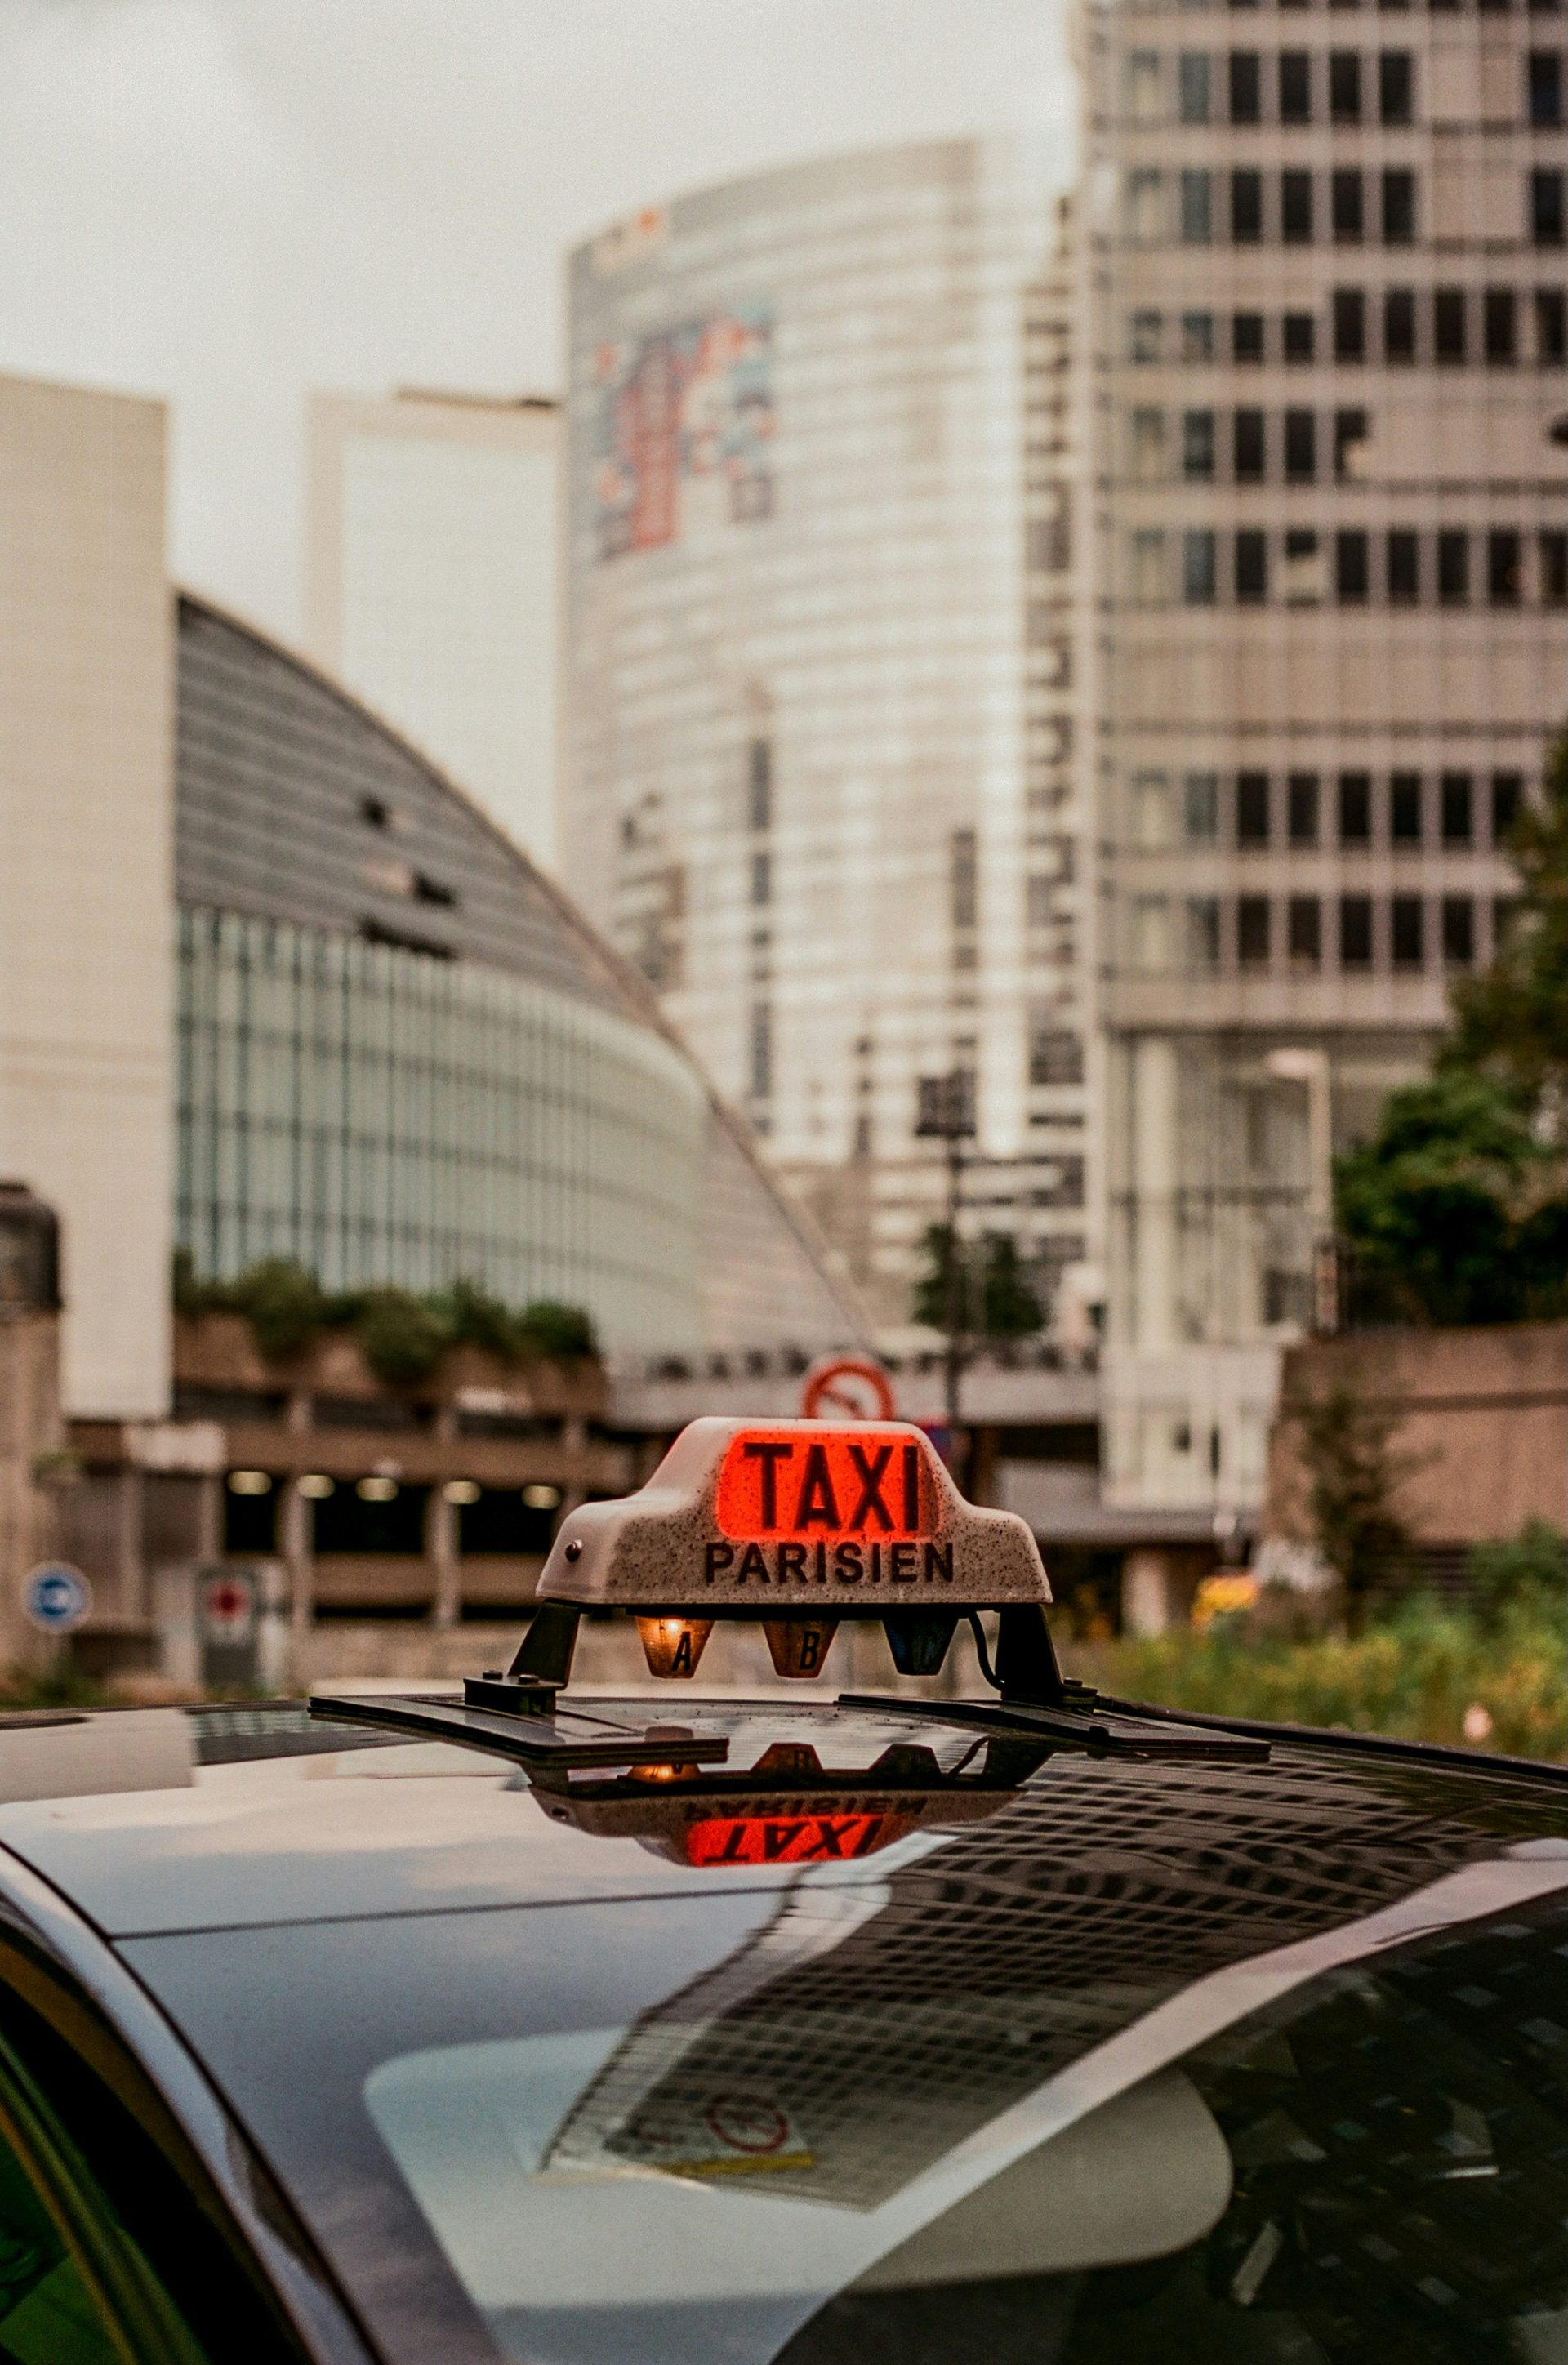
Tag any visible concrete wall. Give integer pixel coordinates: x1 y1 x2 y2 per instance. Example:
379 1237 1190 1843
1266 1324 1568 1548
0 374 172 1419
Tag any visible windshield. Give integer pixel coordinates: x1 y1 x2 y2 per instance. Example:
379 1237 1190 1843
113 1740 1568 2365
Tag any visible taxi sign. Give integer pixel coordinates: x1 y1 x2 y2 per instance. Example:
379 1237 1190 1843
535 1418 1049 1614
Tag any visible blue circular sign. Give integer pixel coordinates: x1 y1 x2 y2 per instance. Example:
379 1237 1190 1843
20 1562 91 1633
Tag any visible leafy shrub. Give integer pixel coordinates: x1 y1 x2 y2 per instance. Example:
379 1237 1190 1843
172 1256 596 1380
1469 1519 1566 1631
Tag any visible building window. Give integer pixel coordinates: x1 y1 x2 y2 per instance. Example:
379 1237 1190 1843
1236 530 1268 602
1330 51 1362 120
1442 897 1476 967
749 1004 772 1098
1437 529 1470 604
1289 896 1322 968
1493 773 1523 840
1334 287 1366 359
1179 51 1213 122
1235 408 1266 479
1490 527 1523 603
1186 771 1220 840
1126 50 1164 119
1332 170 1365 243
746 739 772 830
1379 49 1414 122
1183 529 1218 603
1130 407 1166 479
1533 168 1566 245
1340 895 1374 967
1391 772 1423 844
1281 50 1312 119
1237 896 1272 964
1335 408 1370 477
1282 170 1315 242
1284 529 1325 604
1237 772 1272 844
1388 528 1420 603
1230 50 1263 120
1181 170 1214 242
1339 772 1372 844
1130 310 1164 362
1385 287 1417 362
1127 170 1166 241
1233 310 1266 363
1187 897 1222 968
1391 895 1425 967
749 849 771 906
1542 529 1568 604
1284 408 1317 480
1182 310 1215 361
1434 287 1467 363
1336 529 1370 601
1288 773 1321 844
1530 51 1564 123
1485 288 1517 363
1537 288 1567 363
1284 311 1316 364
1232 169 1264 241
1383 168 1416 243
1183 409 1216 479
1441 772 1473 844
1131 528 1168 603
1028 1022 1084 1087
950 830 978 929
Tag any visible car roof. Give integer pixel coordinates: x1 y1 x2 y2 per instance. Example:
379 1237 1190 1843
0 1697 1564 1947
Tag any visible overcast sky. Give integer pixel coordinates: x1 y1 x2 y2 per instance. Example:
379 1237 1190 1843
0 0 1071 637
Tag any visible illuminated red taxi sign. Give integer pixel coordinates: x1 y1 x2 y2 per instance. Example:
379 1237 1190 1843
710 1427 951 1589
535 1415 1048 1613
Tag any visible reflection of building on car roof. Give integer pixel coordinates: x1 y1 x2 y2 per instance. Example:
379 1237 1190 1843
537 1741 1568 2212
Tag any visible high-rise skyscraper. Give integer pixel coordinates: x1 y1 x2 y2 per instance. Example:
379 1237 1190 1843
562 142 1091 1338
307 390 560 867
1077 0 1568 1533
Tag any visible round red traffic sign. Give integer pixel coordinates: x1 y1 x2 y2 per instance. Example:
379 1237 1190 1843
800 1355 896 1422
704 2093 791 2156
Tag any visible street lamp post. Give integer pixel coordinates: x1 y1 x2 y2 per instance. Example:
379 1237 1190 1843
915 1069 977 1434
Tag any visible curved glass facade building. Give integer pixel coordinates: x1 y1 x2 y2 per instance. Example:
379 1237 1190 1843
174 596 862 1359
563 141 1085 1337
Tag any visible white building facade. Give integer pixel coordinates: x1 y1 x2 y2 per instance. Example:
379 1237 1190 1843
307 391 561 868
562 142 1094 1338
1078 0 1568 1530
0 374 174 1421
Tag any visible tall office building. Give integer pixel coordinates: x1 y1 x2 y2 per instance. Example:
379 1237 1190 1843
562 142 1091 1338
1077 0 1568 1533
0 374 173 1419
307 391 560 867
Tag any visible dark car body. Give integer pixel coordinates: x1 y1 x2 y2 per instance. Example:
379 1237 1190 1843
0 1695 1567 2364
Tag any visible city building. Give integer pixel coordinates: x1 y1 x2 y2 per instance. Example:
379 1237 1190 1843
561 141 1094 1345
1076 0 1568 1561
307 390 561 866
0 373 172 1421
174 590 862 1368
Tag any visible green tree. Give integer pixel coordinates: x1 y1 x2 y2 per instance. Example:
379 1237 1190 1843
1468 1518 1567 1631
1297 1384 1414 1627
911 1228 1041 1340
1334 1070 1546 1325
1449 723 1568 1107
1335 719 1568 1325
978 1233 1042 1338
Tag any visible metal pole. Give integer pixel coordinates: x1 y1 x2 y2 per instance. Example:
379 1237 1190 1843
944 1128 964 1433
